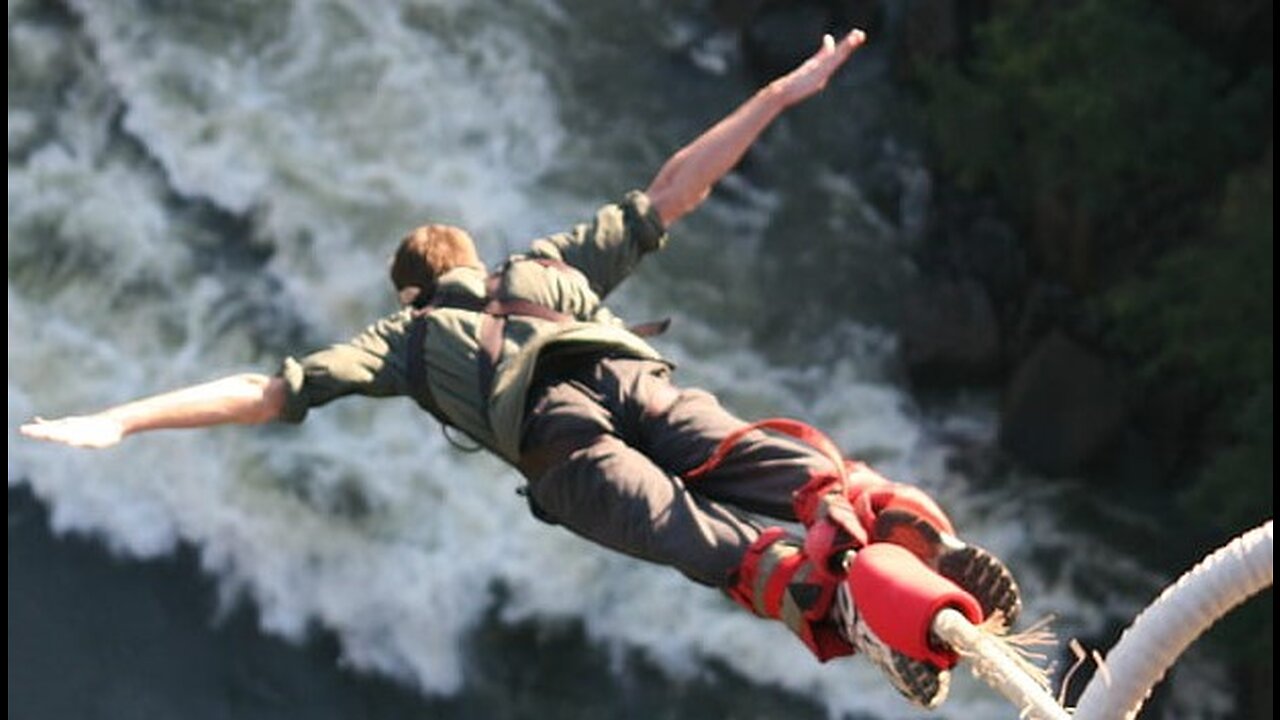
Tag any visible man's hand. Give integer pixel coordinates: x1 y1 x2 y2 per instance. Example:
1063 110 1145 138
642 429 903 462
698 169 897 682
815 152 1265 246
771 30 867 107
20 415 126 449
644 29 868 227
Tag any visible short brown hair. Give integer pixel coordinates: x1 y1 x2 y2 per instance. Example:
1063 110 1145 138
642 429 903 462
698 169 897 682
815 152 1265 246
390 224 480 304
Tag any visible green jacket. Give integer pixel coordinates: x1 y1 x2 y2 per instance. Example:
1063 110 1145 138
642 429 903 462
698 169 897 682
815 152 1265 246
276 190 669 463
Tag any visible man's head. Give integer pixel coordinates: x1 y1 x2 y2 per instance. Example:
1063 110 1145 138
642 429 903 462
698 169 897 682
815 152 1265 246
390 224 482 306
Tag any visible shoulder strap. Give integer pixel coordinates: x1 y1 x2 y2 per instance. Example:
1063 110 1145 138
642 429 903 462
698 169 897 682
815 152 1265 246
405 314 442 415
475 262 576 397
524 257 669 337
406 258 671 420
404 260 577 415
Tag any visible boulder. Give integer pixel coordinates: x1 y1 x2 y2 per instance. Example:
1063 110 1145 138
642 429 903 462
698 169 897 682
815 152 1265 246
901 276 1001 384
1000 330 1130 475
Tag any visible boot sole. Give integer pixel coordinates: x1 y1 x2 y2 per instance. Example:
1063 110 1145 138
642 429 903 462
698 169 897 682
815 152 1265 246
874 510 1023 628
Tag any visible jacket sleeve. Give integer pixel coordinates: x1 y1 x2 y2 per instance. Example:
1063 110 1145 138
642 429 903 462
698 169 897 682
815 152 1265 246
527 190 667 299
275 311 413 423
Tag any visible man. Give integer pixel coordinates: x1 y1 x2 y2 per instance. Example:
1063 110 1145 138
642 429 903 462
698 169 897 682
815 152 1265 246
21 31 1018 709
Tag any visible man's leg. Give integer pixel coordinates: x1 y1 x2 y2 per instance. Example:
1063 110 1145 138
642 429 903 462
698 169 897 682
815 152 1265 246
524 421 852 661
527 431 760 586
615 360 832 520
522 361 761 585
521 360 853 660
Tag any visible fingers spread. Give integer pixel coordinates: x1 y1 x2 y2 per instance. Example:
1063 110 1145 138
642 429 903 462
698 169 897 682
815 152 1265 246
20 421 45 437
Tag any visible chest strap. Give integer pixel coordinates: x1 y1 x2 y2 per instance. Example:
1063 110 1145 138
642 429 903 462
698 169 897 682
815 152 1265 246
405 258 667 418
473 268 574 401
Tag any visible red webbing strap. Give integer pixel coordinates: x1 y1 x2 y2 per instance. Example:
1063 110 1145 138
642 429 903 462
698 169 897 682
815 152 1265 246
684 418 847 481
761 545 806 619
727 526 789 615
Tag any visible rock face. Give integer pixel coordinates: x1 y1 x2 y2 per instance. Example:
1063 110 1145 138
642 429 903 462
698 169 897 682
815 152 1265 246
1000 330 1130 476
900 0 962 67
724 0 886 84
741 3 832 82
900 277 1001 384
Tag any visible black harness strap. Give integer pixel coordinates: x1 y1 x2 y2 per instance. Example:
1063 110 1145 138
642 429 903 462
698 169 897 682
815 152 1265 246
475 268 575 400
406 257 669 417
404 287 485 416
405 319 431 411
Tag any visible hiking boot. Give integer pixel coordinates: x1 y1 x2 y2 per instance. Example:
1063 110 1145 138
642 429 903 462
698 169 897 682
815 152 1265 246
833 515 1021 710
873 509 1022 629
834 576 951 708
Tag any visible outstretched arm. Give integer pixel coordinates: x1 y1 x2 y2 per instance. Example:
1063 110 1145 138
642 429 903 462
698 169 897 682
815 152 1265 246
645 30 867 227
19 373 287 449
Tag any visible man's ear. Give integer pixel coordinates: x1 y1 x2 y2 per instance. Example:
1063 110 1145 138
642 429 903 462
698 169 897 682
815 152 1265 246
398 285 424 307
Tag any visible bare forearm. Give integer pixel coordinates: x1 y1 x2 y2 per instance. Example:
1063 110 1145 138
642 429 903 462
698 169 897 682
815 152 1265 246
105 373 285 436
645 84 789 227
645 31 866 228
21 373 286 449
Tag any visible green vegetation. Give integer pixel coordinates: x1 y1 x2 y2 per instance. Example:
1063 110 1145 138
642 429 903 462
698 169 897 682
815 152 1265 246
920 0 1270 291
920 0 1272 539
1112 160 1273 533
911 0 1273 686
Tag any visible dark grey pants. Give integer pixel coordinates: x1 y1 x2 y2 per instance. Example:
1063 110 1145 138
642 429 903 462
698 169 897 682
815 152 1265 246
519 357 829 587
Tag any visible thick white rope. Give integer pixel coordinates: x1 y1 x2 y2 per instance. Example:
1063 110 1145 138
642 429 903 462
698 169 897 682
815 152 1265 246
931 520 1272 719
1072 519 1273 720
932 609 1071 720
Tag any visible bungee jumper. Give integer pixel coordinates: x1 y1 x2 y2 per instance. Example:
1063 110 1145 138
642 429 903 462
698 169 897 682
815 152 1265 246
20 30 1021 710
